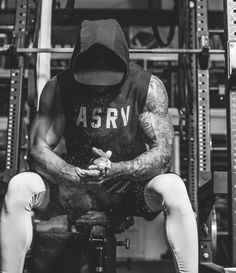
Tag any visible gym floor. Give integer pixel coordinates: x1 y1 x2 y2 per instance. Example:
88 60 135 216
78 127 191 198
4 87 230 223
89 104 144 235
117 260 175 273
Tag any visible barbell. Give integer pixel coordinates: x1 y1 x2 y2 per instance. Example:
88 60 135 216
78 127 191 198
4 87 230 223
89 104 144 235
0 45 225 55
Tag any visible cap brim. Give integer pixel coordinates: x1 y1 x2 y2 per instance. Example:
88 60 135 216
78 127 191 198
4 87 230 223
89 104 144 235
74 69 124 85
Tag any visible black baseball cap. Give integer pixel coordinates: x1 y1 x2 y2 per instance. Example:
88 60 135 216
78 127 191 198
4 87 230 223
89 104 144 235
72 44 125 86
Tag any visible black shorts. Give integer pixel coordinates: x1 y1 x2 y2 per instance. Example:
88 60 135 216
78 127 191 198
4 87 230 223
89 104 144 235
109 181 161 221
38 178 161 222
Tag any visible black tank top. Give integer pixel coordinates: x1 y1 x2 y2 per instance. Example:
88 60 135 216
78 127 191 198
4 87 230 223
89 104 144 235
57 63 151 168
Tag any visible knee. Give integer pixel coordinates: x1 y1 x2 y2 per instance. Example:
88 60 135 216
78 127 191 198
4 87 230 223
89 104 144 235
147 174 192 213
4 172 46 207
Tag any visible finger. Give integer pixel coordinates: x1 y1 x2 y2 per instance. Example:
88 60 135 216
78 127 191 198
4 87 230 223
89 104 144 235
101 168 109 176
106 150 112 158
83 169 101 177
75 167 86 177
88 164 105 171
98 161 111 169
98 163 111 171
88 165 99 170
92 158 109 165
92 147 107 157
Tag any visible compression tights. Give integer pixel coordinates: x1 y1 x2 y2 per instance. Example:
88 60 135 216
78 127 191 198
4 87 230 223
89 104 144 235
0 172 198 273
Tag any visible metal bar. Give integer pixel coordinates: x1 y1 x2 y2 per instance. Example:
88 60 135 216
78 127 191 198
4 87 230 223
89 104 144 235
187 0 198 215
5 63 24 178
0 25 14 32
196 0 212 187
0 9 224 28
224 0 236 266
50 52 224 62
208 29 224 34
0 46 226 54
37 0 52 101
195 0 213 263
27 0 42 109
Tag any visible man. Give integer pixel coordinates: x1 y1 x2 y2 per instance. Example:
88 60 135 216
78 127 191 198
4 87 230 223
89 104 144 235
0 19 198 273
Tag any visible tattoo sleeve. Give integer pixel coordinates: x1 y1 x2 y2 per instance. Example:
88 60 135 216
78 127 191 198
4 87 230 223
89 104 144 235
111 75 174 181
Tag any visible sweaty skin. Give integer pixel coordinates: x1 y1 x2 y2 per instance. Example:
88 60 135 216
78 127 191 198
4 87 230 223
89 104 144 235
86 75 175 183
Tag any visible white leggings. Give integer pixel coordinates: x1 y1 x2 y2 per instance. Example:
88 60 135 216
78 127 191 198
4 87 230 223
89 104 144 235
0 172 198 273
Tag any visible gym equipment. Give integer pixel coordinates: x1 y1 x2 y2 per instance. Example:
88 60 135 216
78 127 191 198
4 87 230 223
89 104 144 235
31 211 133 273
224 0 236 266
0 46 225 54
0 0 236 271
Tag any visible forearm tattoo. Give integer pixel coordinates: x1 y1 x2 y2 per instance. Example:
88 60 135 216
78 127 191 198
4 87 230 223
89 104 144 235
116 75 174 181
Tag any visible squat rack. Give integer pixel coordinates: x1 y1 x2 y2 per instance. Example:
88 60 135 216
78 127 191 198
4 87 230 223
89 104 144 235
0 0 29 183
0 0 235 271
224 0 236 267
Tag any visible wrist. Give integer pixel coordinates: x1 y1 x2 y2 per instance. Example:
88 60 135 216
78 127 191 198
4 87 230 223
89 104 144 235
64 165 82 183
110 161 131 178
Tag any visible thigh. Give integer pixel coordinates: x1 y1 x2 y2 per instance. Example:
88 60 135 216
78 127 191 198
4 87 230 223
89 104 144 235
25 172 50 212
144 178 165 214
5 171 50 211
123 181 162 221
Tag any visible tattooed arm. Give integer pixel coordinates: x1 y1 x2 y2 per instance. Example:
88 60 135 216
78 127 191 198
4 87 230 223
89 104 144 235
29 77 99 185
87 75 174 182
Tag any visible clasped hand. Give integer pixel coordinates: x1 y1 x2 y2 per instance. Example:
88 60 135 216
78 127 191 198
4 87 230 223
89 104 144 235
75 147 113 183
